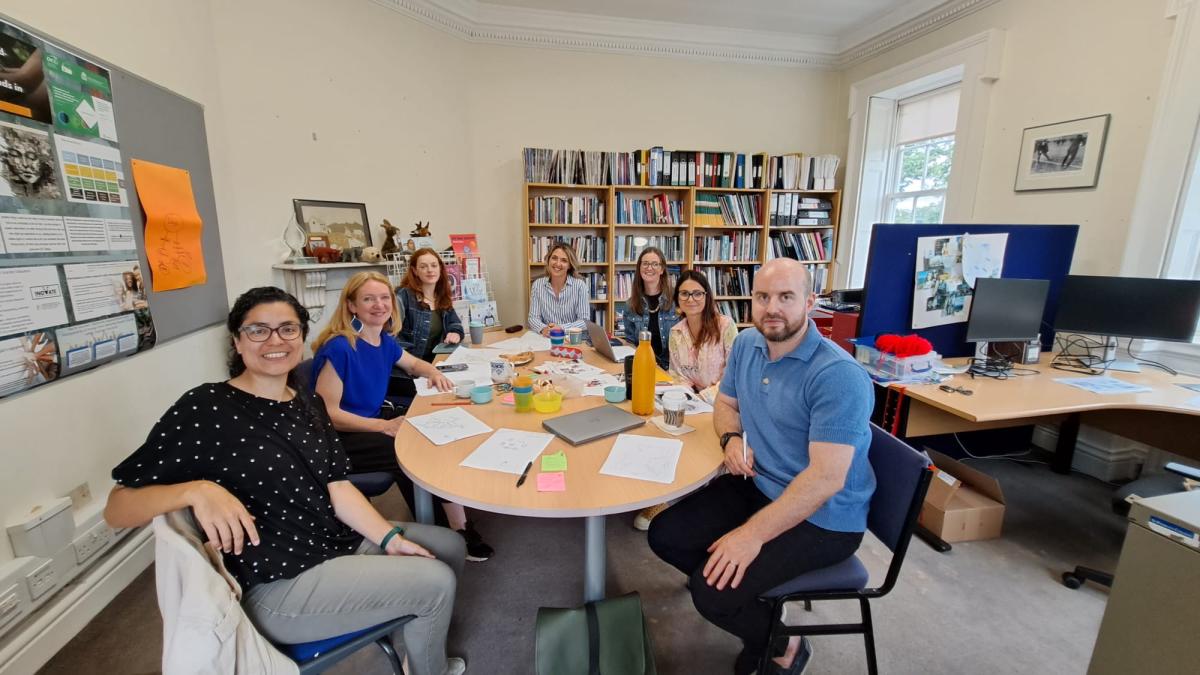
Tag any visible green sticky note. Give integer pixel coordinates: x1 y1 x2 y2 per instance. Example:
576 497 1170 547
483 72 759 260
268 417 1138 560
541 451 567 472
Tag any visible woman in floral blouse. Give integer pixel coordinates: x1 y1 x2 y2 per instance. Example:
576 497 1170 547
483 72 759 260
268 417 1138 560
668 270 738 403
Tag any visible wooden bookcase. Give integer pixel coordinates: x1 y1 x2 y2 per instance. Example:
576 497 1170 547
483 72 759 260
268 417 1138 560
523 182 842 333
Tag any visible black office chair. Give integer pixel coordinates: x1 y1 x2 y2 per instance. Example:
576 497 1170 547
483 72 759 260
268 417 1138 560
757 424 934 675
282 615 413 674
1062 462 1199 590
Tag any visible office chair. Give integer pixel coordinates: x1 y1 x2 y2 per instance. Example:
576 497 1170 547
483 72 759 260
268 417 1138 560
1062 462 1199 590
757 424 934 675
282 616 413 674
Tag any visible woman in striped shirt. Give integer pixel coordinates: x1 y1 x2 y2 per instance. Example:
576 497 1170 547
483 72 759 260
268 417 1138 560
527 242 591 336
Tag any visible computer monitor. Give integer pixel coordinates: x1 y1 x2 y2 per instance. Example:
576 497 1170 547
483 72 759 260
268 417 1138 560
1054 275 1200 342
966 277 1051 344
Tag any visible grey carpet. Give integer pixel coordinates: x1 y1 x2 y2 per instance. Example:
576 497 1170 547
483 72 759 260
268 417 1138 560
38 455 1121 674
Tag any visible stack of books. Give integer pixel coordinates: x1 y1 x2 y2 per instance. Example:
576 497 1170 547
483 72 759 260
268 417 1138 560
694 193 761 227
693 232 760 262
615 192 684 224
529 195 606 224
770 195 833 226
768 231 833 262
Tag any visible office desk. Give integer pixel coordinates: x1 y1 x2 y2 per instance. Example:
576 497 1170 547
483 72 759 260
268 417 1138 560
395 336 724 602
890 358 1200 472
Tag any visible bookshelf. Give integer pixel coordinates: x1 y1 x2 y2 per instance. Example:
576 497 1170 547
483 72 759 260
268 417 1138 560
523 181 842 333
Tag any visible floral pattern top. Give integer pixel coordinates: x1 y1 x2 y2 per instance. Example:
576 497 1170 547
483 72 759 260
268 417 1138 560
668 314 738 399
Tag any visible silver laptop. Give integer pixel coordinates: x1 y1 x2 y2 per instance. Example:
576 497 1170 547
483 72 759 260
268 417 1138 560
586 320 621 362
542 405 645 446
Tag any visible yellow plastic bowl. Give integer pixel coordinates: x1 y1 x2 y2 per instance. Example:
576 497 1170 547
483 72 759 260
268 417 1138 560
532 390 563 413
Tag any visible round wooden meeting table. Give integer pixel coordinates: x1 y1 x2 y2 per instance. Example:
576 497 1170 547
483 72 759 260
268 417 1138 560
394 335 724 602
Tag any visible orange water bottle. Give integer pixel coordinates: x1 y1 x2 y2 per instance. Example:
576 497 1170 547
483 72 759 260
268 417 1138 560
631 330 655 416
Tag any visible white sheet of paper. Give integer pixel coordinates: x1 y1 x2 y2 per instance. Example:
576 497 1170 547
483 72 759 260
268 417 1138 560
960 233 1008 287
1053 377 1153 395
599 434 683 484
459 428 555 474
406 407 493 445
442 346 504 366
490 331 552 352
414 364 491 396
583 373 622 396
611 345 635 361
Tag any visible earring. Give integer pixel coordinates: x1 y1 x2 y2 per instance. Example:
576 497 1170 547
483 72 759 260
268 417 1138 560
350 314 363 333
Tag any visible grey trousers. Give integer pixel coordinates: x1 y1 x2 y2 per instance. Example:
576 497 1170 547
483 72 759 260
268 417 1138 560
243 522 465 675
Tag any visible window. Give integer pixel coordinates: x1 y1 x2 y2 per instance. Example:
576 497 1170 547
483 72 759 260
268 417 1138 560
884 87 959 225
1163 119 1200 281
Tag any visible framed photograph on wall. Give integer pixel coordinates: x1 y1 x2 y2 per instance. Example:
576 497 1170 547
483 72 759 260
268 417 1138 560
293 199 371 250
1014 114 1110 191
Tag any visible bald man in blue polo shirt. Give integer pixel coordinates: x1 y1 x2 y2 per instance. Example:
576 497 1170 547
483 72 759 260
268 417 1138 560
649 258 875 675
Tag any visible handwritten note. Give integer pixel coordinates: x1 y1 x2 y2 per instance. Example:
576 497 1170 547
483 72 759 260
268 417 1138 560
406 407 492 446
541 450 568 472
130 159 206 291
459 428 555 474
537 472 566 492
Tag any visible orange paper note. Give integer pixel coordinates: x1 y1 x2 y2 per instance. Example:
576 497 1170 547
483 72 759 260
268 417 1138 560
537 472 566 492
130 159 206 291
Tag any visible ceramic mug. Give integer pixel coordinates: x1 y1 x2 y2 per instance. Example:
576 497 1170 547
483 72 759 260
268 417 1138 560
454 381 475 398
490 359 514 384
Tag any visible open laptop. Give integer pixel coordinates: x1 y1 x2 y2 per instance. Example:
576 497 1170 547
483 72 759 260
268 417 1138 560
585 320 634 363
542 404 645 445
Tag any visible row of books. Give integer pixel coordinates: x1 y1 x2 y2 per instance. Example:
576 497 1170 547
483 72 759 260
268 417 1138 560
615 192 685 224
530 235 607 263
614 235 684 262
582 271 608 300
591 306 608 327
693 232 760 262
769 194 834 226
767 231 834 262
695 193 761 227
528 196 606 224
694 265 755 296
523 146 841 190
717 301 751 323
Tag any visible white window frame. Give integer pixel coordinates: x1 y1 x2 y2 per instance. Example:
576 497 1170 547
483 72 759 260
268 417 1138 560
840 29 1004 289
1122 0 1200 373
884 124 956 225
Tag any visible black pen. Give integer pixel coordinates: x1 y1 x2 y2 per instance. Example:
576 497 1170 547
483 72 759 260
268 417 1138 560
516 461 533 487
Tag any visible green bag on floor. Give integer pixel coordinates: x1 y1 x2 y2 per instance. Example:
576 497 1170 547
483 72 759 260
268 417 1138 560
535 592 657 675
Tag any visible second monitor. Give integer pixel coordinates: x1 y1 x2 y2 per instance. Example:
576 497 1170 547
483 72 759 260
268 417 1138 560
966 277 1050 361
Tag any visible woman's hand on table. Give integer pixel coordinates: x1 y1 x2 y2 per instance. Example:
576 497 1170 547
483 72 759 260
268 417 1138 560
540 324 557 337
376 415 407 437
445 333 462 345
428 371 454 392
186 480 260 554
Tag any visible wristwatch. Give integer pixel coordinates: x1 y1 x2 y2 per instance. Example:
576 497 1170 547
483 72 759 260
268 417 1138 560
719 431 743 450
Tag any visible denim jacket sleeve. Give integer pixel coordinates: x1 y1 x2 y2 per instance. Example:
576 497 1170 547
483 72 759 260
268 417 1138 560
395 289 417 352
622 308 640 344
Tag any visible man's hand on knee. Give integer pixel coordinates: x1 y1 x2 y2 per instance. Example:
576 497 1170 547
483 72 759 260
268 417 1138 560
702 526 763 591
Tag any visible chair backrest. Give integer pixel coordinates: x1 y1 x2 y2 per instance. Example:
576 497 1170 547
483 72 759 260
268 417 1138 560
865 422 934 554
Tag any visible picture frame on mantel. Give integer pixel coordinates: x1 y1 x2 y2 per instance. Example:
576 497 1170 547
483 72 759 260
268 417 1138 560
293 199 372 250
1014 114 1110 191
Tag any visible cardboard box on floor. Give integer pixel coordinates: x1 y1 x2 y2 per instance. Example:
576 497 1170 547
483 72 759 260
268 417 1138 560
919 449 1006 542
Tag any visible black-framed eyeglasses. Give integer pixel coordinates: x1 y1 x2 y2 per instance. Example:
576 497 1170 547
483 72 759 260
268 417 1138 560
640 261 663 269
239 322 303 342
679 290 707 300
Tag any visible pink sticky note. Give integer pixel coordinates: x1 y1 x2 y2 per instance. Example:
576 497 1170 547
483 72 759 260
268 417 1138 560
537 472 566 492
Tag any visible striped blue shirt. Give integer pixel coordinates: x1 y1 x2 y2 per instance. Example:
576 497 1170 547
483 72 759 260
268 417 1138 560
528 276 590 332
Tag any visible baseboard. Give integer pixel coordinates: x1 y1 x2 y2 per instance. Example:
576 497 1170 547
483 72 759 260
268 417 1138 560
0 527 154 675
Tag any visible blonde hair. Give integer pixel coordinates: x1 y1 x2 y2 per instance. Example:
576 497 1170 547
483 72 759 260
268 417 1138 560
544 242 583 279
312 271 401 352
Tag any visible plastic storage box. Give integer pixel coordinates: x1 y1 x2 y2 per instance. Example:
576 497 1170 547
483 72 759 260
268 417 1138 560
850 337 939 381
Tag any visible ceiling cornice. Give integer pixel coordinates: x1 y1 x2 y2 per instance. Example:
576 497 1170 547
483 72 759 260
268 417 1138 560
372 0 1005 70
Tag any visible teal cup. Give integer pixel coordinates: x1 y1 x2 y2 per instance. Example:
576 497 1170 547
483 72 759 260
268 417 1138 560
470 385 494 404
604 385 626 403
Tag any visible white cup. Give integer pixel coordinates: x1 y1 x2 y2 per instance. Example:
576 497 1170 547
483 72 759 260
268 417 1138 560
455 381 475 398
661 390 688 429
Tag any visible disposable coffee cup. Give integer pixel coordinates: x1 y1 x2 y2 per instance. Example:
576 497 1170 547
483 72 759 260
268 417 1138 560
469 321 485 345
661 390 688 429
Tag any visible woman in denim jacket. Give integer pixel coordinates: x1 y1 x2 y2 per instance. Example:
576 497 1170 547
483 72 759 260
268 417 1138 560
621 246 679 370
397 248 464 362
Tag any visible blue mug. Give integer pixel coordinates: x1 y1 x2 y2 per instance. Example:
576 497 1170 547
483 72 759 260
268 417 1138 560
604 385 626 403
470 385 494 404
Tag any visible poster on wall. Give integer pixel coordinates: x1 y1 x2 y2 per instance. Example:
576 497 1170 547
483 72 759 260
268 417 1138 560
0 18 157 400
911 234 1007 329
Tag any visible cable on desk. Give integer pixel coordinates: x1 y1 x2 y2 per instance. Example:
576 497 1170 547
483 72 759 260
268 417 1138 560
1050 334 1109 375
967 356 1039 380
1126 338 1179 376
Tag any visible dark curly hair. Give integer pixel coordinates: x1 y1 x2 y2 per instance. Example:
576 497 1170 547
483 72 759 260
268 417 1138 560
226 287 310 378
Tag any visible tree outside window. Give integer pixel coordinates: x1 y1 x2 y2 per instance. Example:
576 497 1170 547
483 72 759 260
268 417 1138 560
887 134 954 224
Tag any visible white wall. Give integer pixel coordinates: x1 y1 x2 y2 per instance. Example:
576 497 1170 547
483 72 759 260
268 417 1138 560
838 0 1174 275
0 0 231 563
465 44 842 324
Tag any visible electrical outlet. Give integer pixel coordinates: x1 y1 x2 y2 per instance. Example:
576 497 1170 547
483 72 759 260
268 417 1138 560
25 560 55 601
66 482 92 509
0 584 20 631
72 521 114 565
